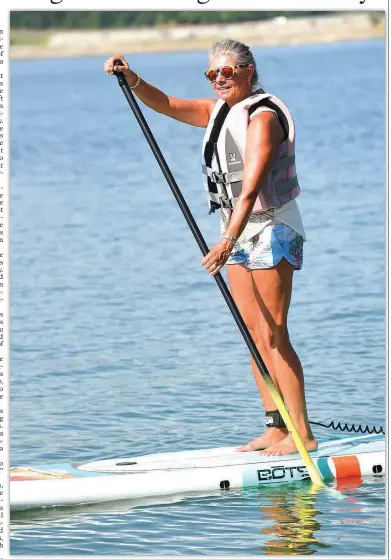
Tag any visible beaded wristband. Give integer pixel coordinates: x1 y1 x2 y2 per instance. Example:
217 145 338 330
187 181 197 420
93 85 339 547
128 73 141 89
222 234 237 244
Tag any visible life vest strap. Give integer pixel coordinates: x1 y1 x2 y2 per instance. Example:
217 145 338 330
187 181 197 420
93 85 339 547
208 185 232 209
205 158 295 184
271 154 295 172
274 176 299 196
203 165 243 185
205 168 296 201
204 103 230 168
208 201 221 214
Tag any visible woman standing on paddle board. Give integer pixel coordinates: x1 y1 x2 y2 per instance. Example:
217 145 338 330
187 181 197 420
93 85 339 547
104 39 317 456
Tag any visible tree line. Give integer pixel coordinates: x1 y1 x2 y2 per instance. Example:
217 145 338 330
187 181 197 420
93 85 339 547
10 11 329 29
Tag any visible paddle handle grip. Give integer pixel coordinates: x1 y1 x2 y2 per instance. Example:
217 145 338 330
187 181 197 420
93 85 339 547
113 59 127 86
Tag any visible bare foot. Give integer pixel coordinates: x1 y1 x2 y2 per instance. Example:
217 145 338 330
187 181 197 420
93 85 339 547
237 427 288 452
260 434 318 456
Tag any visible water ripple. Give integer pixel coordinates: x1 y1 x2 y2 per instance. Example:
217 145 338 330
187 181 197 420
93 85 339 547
11 39 385 554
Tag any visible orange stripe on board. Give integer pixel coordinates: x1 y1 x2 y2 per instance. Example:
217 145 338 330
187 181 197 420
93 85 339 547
333 455 362 489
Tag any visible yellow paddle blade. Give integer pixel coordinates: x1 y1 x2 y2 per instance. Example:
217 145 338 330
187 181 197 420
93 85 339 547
264 380 325 487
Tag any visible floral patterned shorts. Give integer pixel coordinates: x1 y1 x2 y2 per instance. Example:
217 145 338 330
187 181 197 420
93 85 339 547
227 223 304 270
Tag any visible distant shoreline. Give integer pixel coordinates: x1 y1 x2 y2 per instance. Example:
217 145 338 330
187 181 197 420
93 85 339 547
11 13 384 61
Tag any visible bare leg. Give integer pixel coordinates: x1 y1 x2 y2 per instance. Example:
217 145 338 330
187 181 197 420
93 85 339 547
227 258 317 455
227 263 288 450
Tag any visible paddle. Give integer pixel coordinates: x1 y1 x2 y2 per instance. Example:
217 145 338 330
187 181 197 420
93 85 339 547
112 63 325 487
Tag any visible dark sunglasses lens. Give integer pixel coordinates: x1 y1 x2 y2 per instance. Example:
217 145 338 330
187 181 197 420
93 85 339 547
205 69 217 82
221 66 234 79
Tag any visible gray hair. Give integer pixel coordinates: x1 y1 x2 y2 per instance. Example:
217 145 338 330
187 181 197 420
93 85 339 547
209 39 259 88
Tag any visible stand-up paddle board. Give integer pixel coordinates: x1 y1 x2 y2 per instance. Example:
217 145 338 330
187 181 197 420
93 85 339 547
10 433 385 511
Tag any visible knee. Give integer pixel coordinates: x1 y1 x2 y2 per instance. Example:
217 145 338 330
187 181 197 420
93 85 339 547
271 325 290 349
250 323 290 351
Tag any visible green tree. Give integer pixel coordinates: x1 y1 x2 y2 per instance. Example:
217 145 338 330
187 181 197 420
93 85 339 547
10 11 330 30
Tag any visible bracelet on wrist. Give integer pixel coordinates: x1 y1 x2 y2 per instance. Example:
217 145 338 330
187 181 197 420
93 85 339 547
222 234 237 244
128 73 141 89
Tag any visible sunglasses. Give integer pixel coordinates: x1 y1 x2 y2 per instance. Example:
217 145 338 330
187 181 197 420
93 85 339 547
204 64 249 83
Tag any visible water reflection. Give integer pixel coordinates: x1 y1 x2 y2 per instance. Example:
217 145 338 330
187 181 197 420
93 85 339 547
11 478 385 555
252 484 331 555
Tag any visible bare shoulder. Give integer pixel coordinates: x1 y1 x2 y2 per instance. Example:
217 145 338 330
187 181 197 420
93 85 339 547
249 110 280 129
248 110 284 144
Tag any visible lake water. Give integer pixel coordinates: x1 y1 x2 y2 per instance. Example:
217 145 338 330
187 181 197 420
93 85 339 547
10 38 385 554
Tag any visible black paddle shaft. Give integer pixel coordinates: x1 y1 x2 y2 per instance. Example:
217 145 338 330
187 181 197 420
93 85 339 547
113 67 273 386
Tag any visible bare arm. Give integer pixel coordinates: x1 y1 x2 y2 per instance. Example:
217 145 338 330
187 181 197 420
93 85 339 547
201 111 284 275
224 111 284 240
105 55 216 128
125 75 216 128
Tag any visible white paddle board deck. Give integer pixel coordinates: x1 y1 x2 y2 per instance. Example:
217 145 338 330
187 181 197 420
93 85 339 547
11 433 385 511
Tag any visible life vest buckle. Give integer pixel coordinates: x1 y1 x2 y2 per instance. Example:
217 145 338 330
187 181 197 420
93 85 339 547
211 171 225 184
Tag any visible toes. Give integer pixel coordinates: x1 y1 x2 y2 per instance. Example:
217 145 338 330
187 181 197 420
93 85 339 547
260 450 280 457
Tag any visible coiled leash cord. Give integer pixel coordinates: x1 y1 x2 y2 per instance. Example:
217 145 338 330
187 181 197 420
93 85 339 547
266 411 385 435
309 420 385 435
